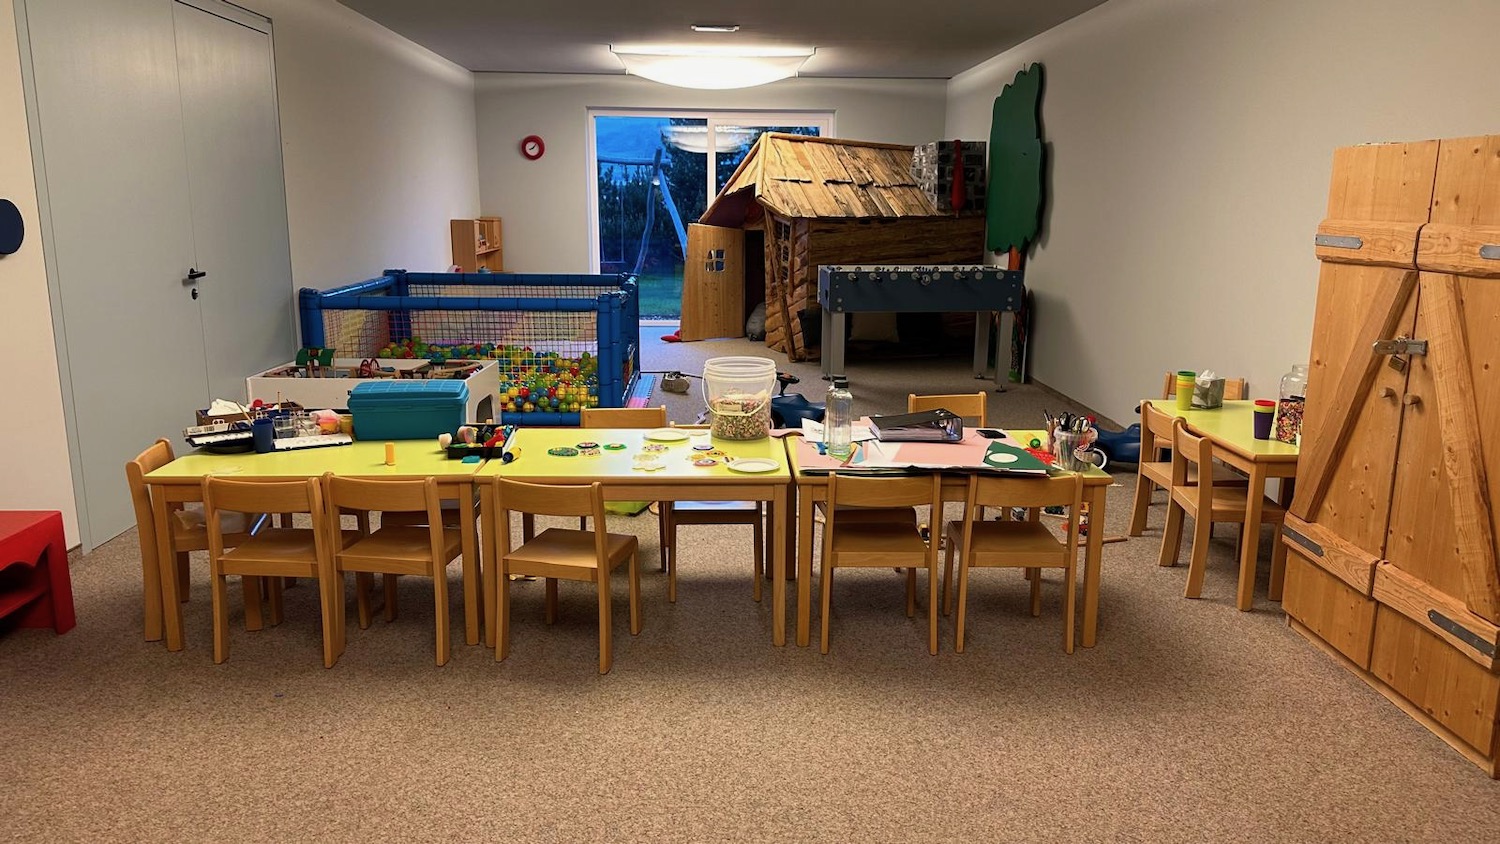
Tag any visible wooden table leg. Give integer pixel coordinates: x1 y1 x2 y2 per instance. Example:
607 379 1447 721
796 483 815 648
1237 463 1268 611
481 486 498 650
458 487 480 646
1082 484 1107 648
772 483 788 647
154 494 186 651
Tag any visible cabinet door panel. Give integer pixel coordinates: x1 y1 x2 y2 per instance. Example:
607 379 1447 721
174 2 295 401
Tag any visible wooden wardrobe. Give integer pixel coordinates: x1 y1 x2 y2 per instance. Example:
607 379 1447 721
1283 135 1500 777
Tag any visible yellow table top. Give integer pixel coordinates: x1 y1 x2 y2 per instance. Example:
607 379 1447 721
785 428 1112 483
1153 400 1300 462
144 439 485 483
480 427 790 483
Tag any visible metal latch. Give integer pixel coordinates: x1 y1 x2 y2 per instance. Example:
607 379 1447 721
1315 233 1363 250
1372 338 1427 356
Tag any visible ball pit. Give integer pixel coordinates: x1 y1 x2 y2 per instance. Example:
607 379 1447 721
374 338 602 417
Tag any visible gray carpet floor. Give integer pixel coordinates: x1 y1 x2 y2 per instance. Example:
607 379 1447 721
3 334 1497 842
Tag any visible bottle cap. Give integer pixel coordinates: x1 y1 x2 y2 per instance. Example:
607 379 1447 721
832 376 849 388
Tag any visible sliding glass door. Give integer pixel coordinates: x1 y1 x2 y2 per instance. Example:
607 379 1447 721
589 111 831 320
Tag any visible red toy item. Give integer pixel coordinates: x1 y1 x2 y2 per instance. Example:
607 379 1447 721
0 511 75 634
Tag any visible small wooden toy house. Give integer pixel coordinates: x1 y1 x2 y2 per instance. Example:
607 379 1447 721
684 133 985 360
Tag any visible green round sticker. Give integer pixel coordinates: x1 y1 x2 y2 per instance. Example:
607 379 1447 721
547 446 580 457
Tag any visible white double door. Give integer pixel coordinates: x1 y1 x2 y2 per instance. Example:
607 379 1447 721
25 0 295 547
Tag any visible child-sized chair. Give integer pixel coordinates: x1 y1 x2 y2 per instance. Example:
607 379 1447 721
1128 401 1245 536
487 478 641 674
943 473 1084 654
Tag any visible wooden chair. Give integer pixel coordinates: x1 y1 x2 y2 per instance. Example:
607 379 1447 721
819 473 944 655
1128 401 1245 536
201 477 341 667
1158 421 1287 602
323 475 465 666
487 478 641 674
942 473 1084 654
908 391 987 426
127 438 263 642
576 405 670 571
1161 372 1247 401
662 422 769 602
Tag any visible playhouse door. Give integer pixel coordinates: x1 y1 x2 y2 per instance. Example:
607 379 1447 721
681 224 745 341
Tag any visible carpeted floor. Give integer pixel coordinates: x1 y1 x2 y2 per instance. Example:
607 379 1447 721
3 337 1497 842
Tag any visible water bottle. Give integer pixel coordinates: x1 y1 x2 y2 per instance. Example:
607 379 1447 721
825 376 853 460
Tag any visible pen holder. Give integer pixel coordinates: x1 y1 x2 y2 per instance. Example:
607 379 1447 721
1051 428 1098 473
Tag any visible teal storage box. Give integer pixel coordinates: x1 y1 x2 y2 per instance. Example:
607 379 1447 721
348 380 468 440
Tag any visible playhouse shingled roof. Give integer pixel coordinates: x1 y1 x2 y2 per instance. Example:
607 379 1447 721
699 133 944 226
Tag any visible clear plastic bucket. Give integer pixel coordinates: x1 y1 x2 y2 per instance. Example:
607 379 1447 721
702 356 776 440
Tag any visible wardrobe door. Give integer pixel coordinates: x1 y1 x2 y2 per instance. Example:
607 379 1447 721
172 1 295 400
23 0 208 546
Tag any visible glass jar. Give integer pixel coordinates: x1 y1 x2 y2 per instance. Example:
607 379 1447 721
1275 364 1308 444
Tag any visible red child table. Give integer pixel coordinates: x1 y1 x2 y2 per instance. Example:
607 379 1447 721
0 511 76 634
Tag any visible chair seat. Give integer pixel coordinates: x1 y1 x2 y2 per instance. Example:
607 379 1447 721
338 526 462 572
829 524 929 562
505 528 637 574
221 527 353 572
172 508 257 550
1140 461 1246 488
1170 486 1286 519
944 519 1066 566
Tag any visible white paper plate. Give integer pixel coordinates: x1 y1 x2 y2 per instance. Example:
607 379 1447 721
644 428 691 442
726 457 779 473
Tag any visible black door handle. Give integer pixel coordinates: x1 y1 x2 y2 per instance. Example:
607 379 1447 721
187 268 207 281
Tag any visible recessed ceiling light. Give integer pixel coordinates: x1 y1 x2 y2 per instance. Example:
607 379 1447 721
691 24 740 33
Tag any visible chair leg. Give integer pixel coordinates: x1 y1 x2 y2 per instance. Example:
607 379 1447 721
544 578 559 624
1029 567 1042 617
267 576 285 626
1063 561 1077 654
433 560 451 667
176 551 191 601
752 504 765 602
1269 523 1288 602
332 569 347 660
628 552 641 635
666 522 678 604
210 565 229 664
658 503 671 574
1129 476 1154 536
927 559 939 656
819 562 834 655
244 576 265 632
355 571 373 629
905 568 917 618
955 558 971 654
597 567 613 675
319 567 339 669
495 562 512 662
384 574 399 622
521 512 536 542
1184 515 1213 599
941 537 956 617
1158 499 1186 567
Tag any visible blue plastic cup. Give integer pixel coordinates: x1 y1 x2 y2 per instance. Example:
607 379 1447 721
252 418 275 453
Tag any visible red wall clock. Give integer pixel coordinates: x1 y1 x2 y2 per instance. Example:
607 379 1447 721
520 135 545 160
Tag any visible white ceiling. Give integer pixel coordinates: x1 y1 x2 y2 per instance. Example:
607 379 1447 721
334 0 1108 78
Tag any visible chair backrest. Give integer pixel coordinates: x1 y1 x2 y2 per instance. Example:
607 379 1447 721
489 477 608 559
1161 372 1247 401
908 392 987 427
824 472 942 533
1139 400 1179 455
126 438 176 565
201 477 326 560
580 406 667 428
960 473 1085 561
323 474 445 553
1171 420 1215 506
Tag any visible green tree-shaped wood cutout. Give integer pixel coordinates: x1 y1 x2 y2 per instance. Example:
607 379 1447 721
986 63 1044 254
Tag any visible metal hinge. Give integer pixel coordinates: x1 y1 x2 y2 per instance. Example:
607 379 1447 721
1481 244 1500 260
1315 233 1363 250
1372 337 1427 356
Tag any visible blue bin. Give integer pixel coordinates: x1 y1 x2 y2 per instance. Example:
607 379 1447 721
348 380 468 441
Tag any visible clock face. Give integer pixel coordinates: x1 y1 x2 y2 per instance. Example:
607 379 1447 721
520 135 545 160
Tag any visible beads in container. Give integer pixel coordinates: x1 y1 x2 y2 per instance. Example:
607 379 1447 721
708 391 771 440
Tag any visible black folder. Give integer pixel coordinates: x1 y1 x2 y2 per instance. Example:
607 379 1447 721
869 409 964 443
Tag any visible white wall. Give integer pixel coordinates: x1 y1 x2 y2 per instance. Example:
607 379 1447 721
243 0 479 294
946 0 1500 422
475 74 948 272
0 0 76 542
1 0 479 547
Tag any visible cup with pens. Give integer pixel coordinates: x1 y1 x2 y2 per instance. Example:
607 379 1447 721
1045 411 1099 473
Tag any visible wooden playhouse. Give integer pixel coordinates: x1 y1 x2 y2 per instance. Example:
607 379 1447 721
682 134 985 360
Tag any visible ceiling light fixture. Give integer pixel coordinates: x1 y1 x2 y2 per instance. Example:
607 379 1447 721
609 44 814 90
690 24 741 33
